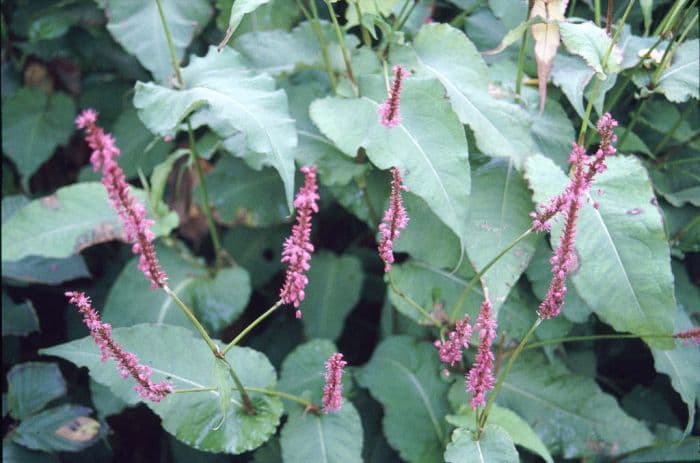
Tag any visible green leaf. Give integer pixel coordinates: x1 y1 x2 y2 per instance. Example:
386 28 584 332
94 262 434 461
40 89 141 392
134 47 297 209
41 324 283 454
280 403 363 463
447 405 553 463
199 156 288 226
222 0 272 37
2 255 90 286
559 21 622 77
409 23 534 166
215 0 299 34
649 152 700 207
101 0 212 82
310 76 471 244
495 353 654 458
7 362 66 420
357 336 449 463
655 39 699 103
103 245 250 336
524 89 577 169
525 155 676 347
2 292 39 337
278 339 352 406
550 53 594 118
444 425 519 463
12 404 100 452
389 260 483 324
300 251 363 341
222 225 286 289
650 306 700 436
464 159 538 311
619 437 700 462
90 379 127 420
2 439 60 463
1 182 177 262
1 89 75 187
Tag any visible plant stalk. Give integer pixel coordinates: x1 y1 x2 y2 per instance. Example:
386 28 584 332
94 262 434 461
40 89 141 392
520 332 681 351
388 273 443 327
323 0 358 95
163 285 219 355
302 0 338 92
154 0 184 88
222 300 283 355
175 386 318 411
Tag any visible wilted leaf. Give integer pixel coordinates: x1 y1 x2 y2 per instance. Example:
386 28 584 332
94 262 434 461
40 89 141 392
530 0 567 111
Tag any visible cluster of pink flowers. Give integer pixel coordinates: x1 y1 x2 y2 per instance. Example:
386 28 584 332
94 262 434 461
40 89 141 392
674 327 700 346
533 113 618 319
434 315 472 366
76 109 167 289
378 167 409 272
378 65 409 128
322 352 347 413
280 165 320 318
65 291 173 402
466 293 497 409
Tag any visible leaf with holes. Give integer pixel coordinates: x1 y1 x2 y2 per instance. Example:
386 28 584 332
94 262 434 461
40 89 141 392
41 324 283 454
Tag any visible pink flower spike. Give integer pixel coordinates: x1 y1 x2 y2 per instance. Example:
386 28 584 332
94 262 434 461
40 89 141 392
434 315 473 366
378 167 409 272
378 65 409 128
279 165 320 315
466 291 497 410
75 109 167 289
65 291 173 402
674 327 700 346
322 352 347 413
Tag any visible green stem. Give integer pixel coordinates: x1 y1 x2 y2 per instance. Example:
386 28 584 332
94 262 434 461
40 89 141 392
154 0 184 88
514 31 528 95
652 9 698 84
323 0 358 96
186 121 224 266
521 332 678 351
222 300 283 355
618 98 649 147
654 0 688 36
388 273 442 327
450 228 533 322
174 386 317 412
395 0 419 31
353 0 372 47
304 0 338 93
594 0 601 26
356 173 380 228
477 318 542 435
653 103 695 155
222 359 256 415
163 285 219 355
380 0 411 58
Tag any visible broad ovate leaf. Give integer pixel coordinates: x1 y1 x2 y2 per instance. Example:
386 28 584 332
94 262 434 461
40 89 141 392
525 154 676 347
280 403 363 463
310 75 470 244
530 0 567 111
1 183 176 262
559 21 622 77
444 426 519 463
41 324 283 454
357 336 449 463
134 47 297 209
102 0 213 82
411 23 534 166
7 362 66 420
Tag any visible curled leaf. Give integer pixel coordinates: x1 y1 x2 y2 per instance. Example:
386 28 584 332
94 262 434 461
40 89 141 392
530 0 568 112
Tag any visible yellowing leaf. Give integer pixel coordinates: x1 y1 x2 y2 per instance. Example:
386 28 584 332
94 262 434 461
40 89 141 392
530 0 567 111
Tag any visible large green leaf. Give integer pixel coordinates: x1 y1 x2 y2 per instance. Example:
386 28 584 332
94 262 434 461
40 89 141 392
7 362 66 420
408 23 534 166
222 225 286 289
12 404 100 452
2 440 59 463
550 53 594 118
357 336 449 463
1 88 75 187
654 39 699 103
310 76 470 244
280 403 363 463
1 182 177 262
103 245 250 336
446 404 553 463
134 47 297 209
619 437 700 462
300 251 363 341
41 324 283 454
651 306 700 436
494 354 654 458
464 159 537 312
389 260 484 324
101 0 212 82
558 21 622 77
221 0 272 38
649 151 700 208
2 292 39 337
444 426 519 463
524 155 676 347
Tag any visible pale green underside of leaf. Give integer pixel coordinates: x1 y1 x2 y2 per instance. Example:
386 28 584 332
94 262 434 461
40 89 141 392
103 0 212 82
559 21 622 77
410 23 534 167
310 75 470 245
133 47 297 210
1 183 176 262
300 251 363 341
447 404 554 463
464 159 538 313
444 426 519 463
495 354 654 458
524 155 676 348
357 336 449 463
224 0 272 34
655 39 700 103
41 324 282 454
280 403 363 463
